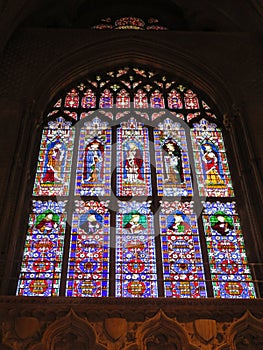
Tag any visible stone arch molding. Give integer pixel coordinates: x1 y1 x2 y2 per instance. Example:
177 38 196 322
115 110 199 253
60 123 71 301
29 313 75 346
31 35 234 119
40 308 106 350
135 309 199 350
218 310 263 350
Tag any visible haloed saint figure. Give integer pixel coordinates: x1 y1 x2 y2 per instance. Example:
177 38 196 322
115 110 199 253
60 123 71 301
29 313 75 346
83 139 104 183
123 211 147 234
167 210 191 233
210 211 234 236
201 141 224 186
35 211 59 233
162 139 183 183
123 141 144 184
79 210 103 234
42 141 65 183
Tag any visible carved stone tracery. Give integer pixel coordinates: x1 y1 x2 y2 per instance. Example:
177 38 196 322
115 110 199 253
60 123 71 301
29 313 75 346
0 301 263 350
41 309 106 350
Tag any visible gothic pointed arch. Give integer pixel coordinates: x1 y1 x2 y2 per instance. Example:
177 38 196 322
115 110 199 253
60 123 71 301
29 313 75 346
13 65 258 300
41 309 106 350
136 309 199 350
226 311 263 350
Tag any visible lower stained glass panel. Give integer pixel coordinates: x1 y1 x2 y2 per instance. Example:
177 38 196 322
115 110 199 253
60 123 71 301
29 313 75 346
116 201 158 297
160 201 207 298
203 201 256 298
17 200 67 296
66 200 110 297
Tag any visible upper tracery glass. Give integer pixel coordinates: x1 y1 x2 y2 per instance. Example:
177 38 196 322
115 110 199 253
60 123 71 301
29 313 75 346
92 17 168 30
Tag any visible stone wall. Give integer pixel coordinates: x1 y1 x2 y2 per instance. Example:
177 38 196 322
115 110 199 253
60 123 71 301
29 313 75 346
0 298 263 350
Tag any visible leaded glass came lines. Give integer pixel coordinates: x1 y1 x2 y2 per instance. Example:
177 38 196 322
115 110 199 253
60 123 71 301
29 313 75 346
18 67 256 299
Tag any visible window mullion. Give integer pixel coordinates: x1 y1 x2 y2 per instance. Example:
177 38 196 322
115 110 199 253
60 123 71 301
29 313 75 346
60 120 82 296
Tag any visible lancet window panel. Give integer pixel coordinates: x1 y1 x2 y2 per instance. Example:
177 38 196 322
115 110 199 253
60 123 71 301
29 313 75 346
115 201 158 298
202 202 256 299
191 119 234 198
66 200 110 297
116 118 152 197
17 200 67 297
17 67 257 299
33 117 74 197
154 118 192 197
160 201 207 298
75 118 112 197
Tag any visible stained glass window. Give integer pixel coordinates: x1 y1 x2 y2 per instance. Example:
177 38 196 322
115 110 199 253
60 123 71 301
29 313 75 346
81 89 96 108
17 200 67 296
18 67 256 299
203 202 256 298
75 117 112 196
168 90 183 109
150 90 165 108
160 201 207 298
116 118 152 196
116 201 158 297
92 17 168 30
66 200 110 297
184 89 199 109
134 89 148 108
99 89 113 108
33 117 74 196
154 118 192 196
65 89 79 108
191 119 234 197
116 89 130 108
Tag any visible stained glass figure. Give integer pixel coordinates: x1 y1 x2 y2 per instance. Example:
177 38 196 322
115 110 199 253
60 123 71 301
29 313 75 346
168 90 183 109
116 201 158 297
116 118 152 196
75 118 111 196
65 89 79 108
66 201 110 297
17 201 67 296
134 89 148 108
160 201 207 298
191 119 234 197
99 89 113 108
203 202 256 298
33 117 74 196
154 119 192 196
20 66 256 300
116 89 130 108
184 90 199 109
81 89 96 108
150 90 165 108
